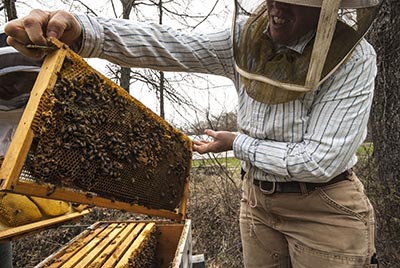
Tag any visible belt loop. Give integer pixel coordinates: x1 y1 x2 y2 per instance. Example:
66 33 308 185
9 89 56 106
347 168 354 181
241 168 246 181
299 182 309 195
258 181 276 195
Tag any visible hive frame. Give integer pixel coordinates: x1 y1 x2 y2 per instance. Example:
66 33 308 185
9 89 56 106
35 220 192 268
0 39 189 222
0 209 90 241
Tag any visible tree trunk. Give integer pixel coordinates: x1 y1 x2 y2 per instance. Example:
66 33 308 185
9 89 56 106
159 71 165 119
120 0 136 92
158 0 165 119
120 67 131 92
368 0 400 263
4 0 17 21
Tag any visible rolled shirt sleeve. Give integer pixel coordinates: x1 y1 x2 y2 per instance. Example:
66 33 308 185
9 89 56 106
74 13 235 79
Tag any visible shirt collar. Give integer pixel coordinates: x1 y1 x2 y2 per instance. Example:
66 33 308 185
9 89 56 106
264 25 316 54
286 30 316 54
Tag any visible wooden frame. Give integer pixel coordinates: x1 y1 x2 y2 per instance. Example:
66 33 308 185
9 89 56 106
0 209 90 241
34 220 192 268
305 0 341 89
0 39 190 222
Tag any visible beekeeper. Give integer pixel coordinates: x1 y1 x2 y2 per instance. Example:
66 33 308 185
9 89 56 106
0 27 42 268
4 0 382 266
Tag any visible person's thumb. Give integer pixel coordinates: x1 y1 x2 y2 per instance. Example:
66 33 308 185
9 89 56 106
204 129 217 139
46 11 81 45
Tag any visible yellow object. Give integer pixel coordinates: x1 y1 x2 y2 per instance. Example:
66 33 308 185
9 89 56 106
0 193 73 227
29 196 70 217
0 192 42 227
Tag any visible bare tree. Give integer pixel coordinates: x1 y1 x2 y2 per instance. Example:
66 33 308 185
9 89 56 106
157 0 165 118
367 0 400 265
2 0 17 21
101 0 231 124
118 0 135 92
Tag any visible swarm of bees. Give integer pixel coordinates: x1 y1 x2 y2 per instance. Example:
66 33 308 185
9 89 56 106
27 57 191 210
129 227 158 268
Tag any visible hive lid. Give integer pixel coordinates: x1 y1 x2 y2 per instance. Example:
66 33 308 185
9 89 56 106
0 38 192 222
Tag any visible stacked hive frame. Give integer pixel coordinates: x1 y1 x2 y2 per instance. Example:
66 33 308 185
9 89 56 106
35 220 193 268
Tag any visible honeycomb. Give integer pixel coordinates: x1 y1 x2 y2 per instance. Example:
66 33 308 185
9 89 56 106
20 43 192 211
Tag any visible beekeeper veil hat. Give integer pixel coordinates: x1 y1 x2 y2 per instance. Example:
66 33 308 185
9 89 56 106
233 0 382 104
0 25 41 110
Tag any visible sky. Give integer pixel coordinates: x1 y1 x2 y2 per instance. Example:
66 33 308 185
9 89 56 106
1 0 238 129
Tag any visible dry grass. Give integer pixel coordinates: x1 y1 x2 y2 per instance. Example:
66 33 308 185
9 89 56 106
188 166 243 267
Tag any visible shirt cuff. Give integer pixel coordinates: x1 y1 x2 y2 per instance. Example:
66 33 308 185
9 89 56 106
233 133 255 162
233 133 289 177
73 13 104 58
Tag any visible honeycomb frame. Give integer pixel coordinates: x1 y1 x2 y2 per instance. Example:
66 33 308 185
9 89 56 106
0 38 191 221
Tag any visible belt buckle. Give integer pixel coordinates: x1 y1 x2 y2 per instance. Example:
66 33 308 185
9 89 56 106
258 180 276 194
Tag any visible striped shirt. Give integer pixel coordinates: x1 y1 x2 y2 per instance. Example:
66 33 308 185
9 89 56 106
76 14 377 183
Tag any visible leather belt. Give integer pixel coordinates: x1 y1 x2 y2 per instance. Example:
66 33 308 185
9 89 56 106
252 170 352 194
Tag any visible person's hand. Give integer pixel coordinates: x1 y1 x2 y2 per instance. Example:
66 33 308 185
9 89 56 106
193 129 236 154
4 9 82 59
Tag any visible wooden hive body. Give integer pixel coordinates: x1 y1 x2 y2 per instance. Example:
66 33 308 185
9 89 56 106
35 220 193 268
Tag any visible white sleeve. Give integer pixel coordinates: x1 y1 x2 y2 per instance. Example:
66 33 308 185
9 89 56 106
74 14 236 80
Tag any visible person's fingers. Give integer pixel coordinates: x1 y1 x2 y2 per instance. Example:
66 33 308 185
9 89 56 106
193 140 209 146
47 10 82 45
5 9 82 51
22 10 50 45
193 144 210 154
6 37 45 59
204 129 217 139
194 130 235 154
4 17 44 46
192 139 210 154
5 10 49 59
46 11 66 39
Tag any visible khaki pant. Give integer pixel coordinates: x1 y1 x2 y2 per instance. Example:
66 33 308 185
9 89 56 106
240 173 376 268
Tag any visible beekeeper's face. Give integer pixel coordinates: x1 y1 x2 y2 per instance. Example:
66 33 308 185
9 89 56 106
266 0 320 45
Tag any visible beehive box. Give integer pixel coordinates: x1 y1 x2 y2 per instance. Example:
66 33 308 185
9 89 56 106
0 38 192 221
34 220 192 268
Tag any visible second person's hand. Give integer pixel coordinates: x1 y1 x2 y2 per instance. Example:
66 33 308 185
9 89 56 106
193 129 237 154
